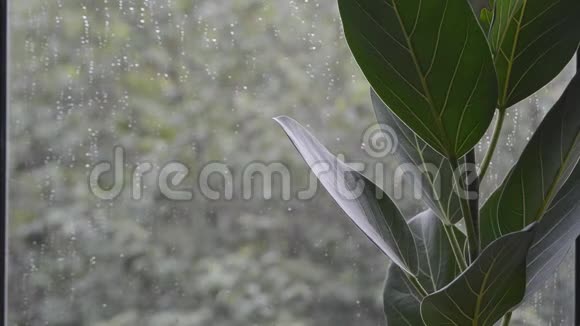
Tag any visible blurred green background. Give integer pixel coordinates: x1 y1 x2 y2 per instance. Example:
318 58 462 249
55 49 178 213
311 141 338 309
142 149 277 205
7 0 577 325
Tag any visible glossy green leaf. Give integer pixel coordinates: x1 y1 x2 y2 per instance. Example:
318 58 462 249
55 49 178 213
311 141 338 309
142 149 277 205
480 75 580 247
490 0 580 108
384 210 465 326
338 0 498 158
421 227 535 326
371 90 462 224
275 116 419 275
383 265 424 326
525 161 580 299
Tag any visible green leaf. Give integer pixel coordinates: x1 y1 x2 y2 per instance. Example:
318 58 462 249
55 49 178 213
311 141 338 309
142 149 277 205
338 0 498 159
479 8 493 33
275 116 419 275
384 265 424 326
480 76 580 248
490 0 580 108
525 162 580 299
421 227 535 326
384 210 465 326
371 90 462 224
413 212 466 290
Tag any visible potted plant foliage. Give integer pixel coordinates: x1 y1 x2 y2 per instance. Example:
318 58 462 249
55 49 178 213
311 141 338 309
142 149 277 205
276 0 580 324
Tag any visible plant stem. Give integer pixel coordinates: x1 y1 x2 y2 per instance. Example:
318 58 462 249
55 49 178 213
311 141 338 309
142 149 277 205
450 158 480 262
443 224 468 270
461 194 480 263
406 274 429 298
479 109 506 179
501 312 512 326
466 149 480 250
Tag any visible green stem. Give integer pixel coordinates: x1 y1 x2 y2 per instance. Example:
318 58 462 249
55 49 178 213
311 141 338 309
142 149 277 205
450 158 480 262
462 194 480 263
479 109 506 179
406 274 429 298
501 312 512 326
443 224 468 270
466 149 480 251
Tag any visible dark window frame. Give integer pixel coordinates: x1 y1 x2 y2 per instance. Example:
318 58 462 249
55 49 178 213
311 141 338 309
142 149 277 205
1 1 7 325
0 3 577 325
